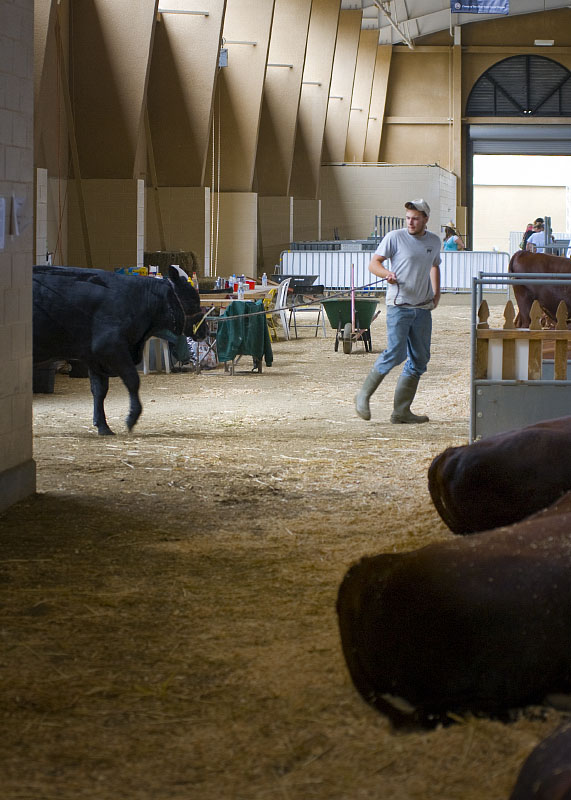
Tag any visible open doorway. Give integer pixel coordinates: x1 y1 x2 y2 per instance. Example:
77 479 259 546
472 154 571 253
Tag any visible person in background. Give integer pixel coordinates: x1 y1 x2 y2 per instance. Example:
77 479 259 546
443 225 465 251
355 199 441 424
526 220 553 254
520 223 533 251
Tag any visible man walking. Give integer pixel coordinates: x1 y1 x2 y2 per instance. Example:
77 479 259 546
355 199 441 423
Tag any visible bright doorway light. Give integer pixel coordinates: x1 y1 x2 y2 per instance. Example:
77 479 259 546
472 155 571 253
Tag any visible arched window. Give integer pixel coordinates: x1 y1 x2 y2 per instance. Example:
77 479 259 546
466 55 571 117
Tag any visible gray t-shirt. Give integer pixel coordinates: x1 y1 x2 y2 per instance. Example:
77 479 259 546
375 228 441 307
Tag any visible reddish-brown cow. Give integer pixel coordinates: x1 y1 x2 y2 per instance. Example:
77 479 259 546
509 250 571 327
337 492 571 729
428 415 571 535
510 721 571 800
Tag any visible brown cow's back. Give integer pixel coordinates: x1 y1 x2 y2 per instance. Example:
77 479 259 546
509 250 571 327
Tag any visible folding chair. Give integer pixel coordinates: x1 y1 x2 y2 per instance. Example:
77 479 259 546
288 285 327 338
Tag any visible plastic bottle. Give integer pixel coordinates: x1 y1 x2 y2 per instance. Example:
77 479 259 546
261 272 268 287
192 271 199 290
237 280 245 300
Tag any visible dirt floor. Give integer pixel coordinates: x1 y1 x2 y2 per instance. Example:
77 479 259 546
1 296 566 800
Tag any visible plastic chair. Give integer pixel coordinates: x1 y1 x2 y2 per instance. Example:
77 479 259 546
274 277 292 340
263 288 279 341
142 336 171 374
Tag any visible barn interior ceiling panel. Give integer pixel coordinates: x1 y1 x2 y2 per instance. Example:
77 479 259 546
147 1 225 187
215 0 275 193
363 44 392 162
345 29 378 163
70 0 158 179
255 0 313 198
290 0 341 199
323 9 363 162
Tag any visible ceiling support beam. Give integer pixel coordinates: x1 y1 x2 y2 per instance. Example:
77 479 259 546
373 0 415 50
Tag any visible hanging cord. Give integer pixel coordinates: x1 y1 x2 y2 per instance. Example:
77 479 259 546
214 83 221 278
54 20 64 263
192 280 387 335
393 279 436 308
210 96 215 277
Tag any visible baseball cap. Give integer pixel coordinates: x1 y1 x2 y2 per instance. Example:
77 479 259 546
405 199 430 217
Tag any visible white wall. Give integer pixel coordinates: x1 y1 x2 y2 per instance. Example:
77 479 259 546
319 164 456 242
473 185 567 253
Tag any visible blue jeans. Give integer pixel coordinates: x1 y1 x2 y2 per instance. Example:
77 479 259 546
373 305 432 379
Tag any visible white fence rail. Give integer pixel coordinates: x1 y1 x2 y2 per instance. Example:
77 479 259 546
280 249 511 292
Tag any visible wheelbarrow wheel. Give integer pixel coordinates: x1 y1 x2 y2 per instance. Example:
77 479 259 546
342 322 352 354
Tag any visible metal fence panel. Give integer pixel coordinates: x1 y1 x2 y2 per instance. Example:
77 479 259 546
470 274 571 442
280 249 511 291
280 250 377 289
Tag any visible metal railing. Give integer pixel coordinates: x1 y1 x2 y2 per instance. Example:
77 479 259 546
470 273 571 442
374 215 405 238
280 249 511 292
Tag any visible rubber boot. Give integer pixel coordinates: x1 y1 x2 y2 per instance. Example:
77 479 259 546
355 369 385 420
390 374 429 424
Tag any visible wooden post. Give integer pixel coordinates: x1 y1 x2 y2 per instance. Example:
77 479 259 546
475 300 489 379
54 4 93 267
528 300 542 380
502 299 516 380
555 301 569 381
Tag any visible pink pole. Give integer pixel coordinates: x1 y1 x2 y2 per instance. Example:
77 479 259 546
351 264 355 334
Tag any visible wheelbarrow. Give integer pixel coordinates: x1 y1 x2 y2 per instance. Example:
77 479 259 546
322 264 381 353
323 297 380 353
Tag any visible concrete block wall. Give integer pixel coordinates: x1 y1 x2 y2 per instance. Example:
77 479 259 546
258 196 292 274
439 169 457 234
212 193 258 279
67 179 144 269
319 164 456 242
0 0 35 512
291 198 321 244
145 187 211 276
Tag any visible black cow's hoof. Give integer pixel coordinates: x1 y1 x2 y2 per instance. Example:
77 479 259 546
97 427 115 436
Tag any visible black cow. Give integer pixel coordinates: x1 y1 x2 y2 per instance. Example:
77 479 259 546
33 265 206 435
510 722 571 800
509 250 571 327
428 415 571 535
337 492 571 729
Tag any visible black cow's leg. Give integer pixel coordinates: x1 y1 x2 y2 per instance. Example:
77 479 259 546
89 371 114 435
120 364 142 432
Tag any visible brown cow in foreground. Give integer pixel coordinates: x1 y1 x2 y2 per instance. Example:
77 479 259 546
509 250 571 327
337 492 571 729
509 721 571 800
428 415 571 535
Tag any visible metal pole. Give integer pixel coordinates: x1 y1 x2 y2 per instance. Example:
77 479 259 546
470 277 478 443
351 264 355 334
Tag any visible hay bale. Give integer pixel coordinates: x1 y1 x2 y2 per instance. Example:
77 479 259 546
144 251 199 277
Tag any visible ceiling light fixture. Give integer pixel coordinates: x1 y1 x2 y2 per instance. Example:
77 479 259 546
534 39 554 45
